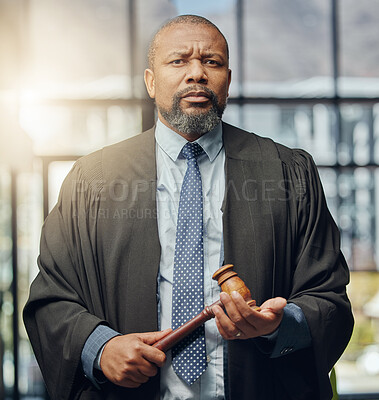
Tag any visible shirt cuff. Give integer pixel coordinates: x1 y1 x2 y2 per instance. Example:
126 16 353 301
81 325 120 388
255 303 312 358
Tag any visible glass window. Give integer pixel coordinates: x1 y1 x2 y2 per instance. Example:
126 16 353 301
224 103 337 164
17 0 143 157
339 0 379 97
0 168 13 398
339 103 377 166
243 0 333 97
19 103 142 155
48 161 75 213
17 172 44 399
337 271 379 395
25 0 131 99
334 168 377 272
135 0 177 88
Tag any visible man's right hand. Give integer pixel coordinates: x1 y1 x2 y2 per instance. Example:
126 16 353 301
100 329 172 388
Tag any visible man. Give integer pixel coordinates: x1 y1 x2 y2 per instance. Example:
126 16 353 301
24 15 353 400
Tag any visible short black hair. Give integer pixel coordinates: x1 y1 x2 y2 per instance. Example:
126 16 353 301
148 15 229 69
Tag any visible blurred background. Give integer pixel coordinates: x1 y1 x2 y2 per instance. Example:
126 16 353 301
0 0 378 398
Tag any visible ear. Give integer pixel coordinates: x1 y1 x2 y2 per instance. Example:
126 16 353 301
144 68 156 98
227 69 232 97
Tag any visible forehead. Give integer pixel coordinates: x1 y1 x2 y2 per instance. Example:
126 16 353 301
155 23 227 58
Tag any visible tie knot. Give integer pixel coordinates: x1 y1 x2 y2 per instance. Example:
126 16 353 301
181 142 203 160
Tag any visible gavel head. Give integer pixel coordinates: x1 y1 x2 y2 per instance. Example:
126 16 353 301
212 264 256 307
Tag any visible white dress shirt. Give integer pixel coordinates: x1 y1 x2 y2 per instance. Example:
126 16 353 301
155 119 225 400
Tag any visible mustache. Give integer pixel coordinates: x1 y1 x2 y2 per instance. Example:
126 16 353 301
175 85 217 102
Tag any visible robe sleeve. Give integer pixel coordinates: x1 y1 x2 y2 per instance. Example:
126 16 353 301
281 149 354 399
23 156 108 400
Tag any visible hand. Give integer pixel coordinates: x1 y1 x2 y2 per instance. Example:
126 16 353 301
212 291 286 340
100 329 172 388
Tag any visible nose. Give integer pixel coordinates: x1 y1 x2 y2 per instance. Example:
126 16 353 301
185 60 208 84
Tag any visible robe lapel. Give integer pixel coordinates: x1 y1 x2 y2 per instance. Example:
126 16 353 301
123 128 161 332
102 127 161 333
222 123 286 304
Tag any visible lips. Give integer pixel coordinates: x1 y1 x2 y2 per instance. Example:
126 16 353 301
181 91 210 103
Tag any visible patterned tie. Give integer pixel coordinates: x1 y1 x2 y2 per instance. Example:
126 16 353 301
171 142 207 385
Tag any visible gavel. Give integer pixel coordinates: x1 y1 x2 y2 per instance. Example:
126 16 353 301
153 264 260 352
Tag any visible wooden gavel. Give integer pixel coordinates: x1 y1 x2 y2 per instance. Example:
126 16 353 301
153 264 260 352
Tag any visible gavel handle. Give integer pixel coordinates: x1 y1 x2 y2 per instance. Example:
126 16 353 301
152 300 222 352
152 299 259 352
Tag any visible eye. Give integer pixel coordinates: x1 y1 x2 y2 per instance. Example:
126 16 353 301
204 59 220 66
171 59 185 65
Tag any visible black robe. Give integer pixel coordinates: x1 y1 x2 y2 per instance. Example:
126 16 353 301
23 123 354 400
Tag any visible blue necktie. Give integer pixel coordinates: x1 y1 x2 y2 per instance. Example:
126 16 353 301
172 142 207 385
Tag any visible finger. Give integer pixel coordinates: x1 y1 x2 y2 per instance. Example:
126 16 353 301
141 345 166 367
213 304 241 339
137 329 171 367
136 359 159 378
110 358 152 387
214 312 230 339
122 353 159 380
230 291 260 319
215 314 243 340
124 370 150 385
220 292 275 338
260 297 287 313
139 329 173 345
220 292 251 331
139 365 158 378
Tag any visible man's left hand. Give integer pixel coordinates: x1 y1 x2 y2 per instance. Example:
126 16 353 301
212 291 287 340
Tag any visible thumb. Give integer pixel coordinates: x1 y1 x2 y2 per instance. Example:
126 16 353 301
137 328 173 345
261 297 287 313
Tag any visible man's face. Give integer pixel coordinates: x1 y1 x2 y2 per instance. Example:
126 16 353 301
144 23 231 138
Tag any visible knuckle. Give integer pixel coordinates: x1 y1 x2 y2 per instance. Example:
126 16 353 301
226 326 236 336
114 372 124 385
233 315 244 325
120 364 134 377
157 353 166 366
133 342 143 352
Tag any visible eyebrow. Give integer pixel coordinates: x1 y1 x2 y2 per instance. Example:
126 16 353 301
165 50 190 58
165 50 225 60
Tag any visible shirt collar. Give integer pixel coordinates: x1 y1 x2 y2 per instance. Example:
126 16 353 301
155 118 223 162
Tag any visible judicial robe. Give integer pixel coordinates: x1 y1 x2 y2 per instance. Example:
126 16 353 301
23 122 354 400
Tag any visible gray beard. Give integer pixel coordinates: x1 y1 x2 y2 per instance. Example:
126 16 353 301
158 87 226 136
